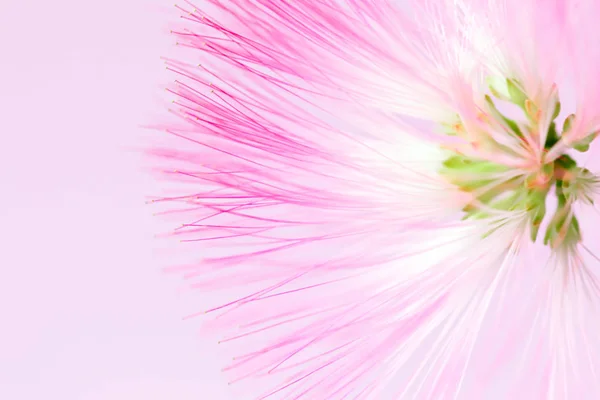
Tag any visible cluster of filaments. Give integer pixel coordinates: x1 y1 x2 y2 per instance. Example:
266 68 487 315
440 78 598 249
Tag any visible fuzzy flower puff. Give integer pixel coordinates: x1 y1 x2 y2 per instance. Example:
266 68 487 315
154 0 600 398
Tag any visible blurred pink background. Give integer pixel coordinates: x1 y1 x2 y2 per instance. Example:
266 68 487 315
0 1 232 398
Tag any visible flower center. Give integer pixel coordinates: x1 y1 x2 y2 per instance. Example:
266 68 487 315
440 78 598 249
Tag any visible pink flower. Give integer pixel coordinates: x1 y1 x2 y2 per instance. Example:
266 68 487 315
155 1 600 398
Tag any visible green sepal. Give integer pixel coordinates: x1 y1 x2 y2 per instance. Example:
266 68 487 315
543 211 581 249
440 156 497 192
507 79 527 109
529 203 546 242
555 154 577 172
573 132 598 152
526 186 550 242
487 76 511 101
542 179 581 247
562 114 575 134
562 167 597 204
541 162 555 178
464 187 527 221
552 101 561 121
484 95 524 139
441 155 510 177
544 122 560 150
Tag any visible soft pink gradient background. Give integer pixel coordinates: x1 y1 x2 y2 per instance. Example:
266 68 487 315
0 1 232 398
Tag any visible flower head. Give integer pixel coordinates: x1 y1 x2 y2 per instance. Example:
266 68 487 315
156 1 600 398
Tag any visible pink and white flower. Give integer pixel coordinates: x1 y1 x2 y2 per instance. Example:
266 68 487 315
154 1 600 398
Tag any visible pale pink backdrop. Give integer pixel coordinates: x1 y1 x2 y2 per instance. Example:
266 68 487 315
0 1 233 398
